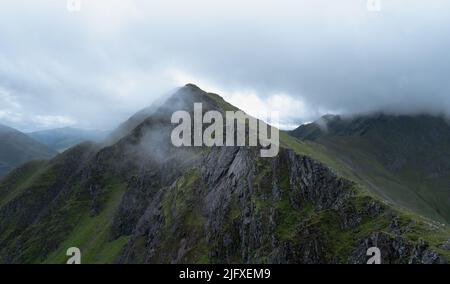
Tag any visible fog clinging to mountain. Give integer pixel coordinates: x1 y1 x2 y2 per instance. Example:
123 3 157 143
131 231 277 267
0 0 449 131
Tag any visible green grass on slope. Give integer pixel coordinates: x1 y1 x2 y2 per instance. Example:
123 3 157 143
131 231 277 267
204 92 239 112
319 137 448 224
395 164 450 223
252 153 449 263
280 131 450 259
280 131 449 225
324 137 449 225
0 160 49 208
44 182 129 264
0 152 132 264
280 131 372 195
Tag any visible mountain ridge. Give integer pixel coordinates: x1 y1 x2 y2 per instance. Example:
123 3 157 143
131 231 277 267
0 124 57 178
289 113 450 224
0 86 449 264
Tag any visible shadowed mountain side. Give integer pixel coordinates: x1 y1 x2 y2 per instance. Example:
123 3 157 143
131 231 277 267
289 114 450 224
0 124 57 177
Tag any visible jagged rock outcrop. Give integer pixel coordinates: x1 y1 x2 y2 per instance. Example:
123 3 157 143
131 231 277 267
112 145 448 263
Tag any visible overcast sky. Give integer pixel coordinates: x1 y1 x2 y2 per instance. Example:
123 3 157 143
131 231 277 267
0 0 449 132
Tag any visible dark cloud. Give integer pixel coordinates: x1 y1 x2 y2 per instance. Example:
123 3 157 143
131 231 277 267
0 0 449 131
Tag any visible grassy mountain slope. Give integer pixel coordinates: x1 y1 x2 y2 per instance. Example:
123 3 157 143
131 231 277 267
0 85 449 264
0 124 57 177
289 114 450 225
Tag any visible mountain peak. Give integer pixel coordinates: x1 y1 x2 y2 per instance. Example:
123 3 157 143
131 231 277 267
183 83 201 89
171 83 208 100
179 83 207 95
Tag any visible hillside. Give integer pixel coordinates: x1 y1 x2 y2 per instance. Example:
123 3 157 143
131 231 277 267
0 85 449 264
289 114 450 225
0 124 57 177
28 127 109 153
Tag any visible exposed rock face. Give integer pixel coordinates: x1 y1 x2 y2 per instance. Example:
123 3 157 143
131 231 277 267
351 233 446 264
110 145 448 264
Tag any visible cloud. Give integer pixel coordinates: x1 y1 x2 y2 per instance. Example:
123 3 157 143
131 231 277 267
0 0 449 131
34 115 77 129
0 87 76 131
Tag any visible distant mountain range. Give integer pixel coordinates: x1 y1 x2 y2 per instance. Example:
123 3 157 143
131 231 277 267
28 127 109 152
0 124 57 177
0 85 448 264
0 125 109 178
